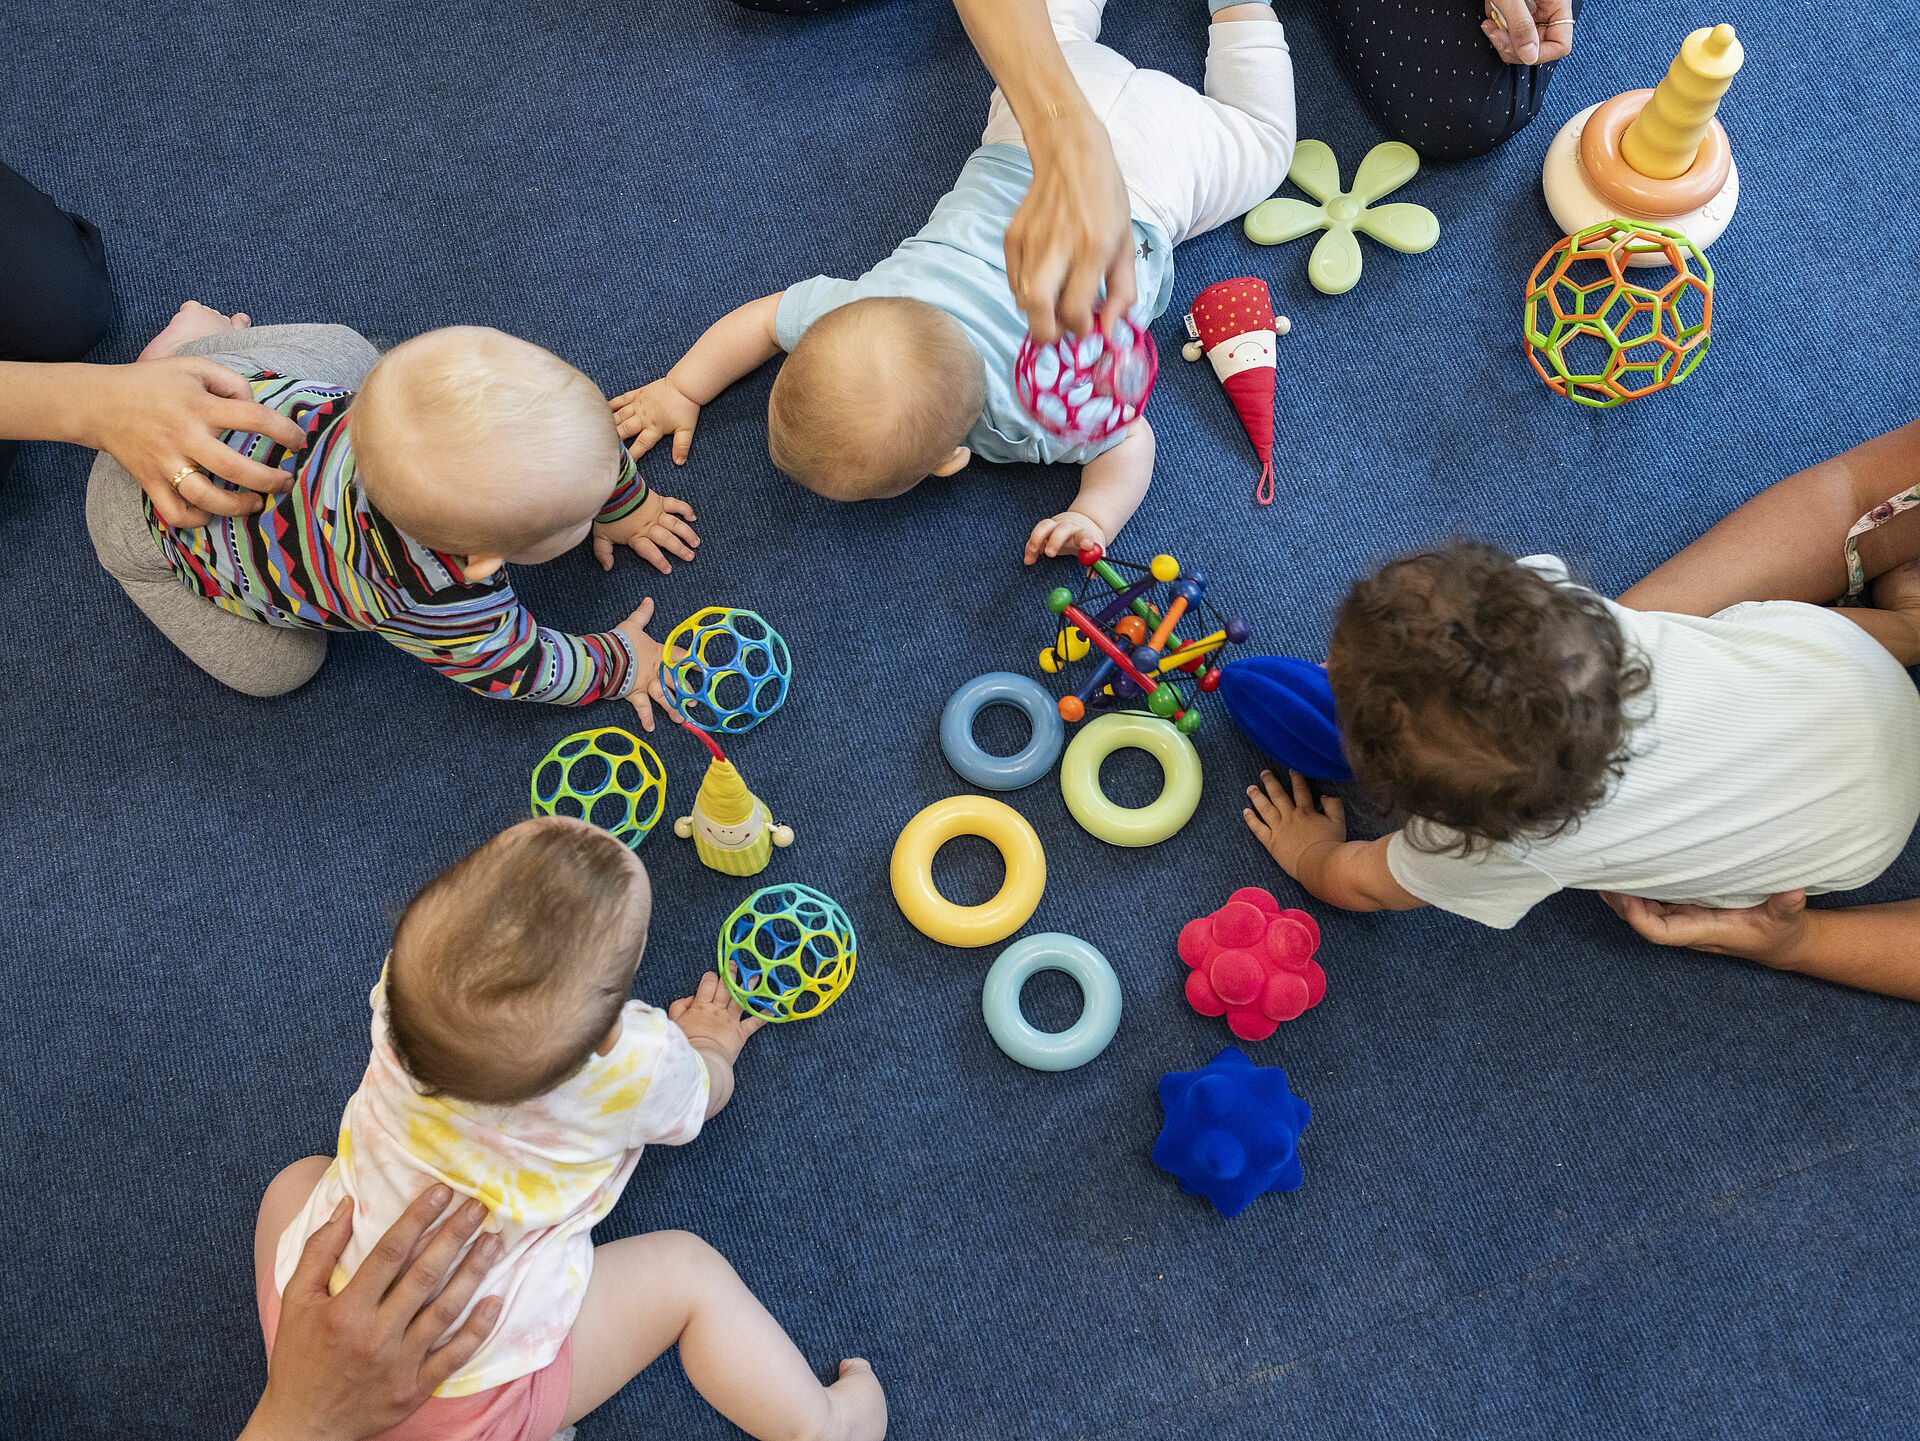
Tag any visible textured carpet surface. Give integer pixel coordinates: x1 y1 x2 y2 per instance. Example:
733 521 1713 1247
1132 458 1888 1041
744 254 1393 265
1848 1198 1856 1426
4 2 1919 1437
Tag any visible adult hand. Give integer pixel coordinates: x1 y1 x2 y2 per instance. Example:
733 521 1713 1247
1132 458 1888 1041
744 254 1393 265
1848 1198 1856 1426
1004 104 1136 344
240 1186 503 1441
89 357 311 527
1600 889 1809 967
1481 0 1575 66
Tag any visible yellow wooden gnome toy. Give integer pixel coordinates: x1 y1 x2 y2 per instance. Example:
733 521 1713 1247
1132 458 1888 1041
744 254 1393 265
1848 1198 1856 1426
674 750 794 877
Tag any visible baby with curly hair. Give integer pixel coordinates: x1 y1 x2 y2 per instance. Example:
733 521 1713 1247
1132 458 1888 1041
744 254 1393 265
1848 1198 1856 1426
1244 541 1920 930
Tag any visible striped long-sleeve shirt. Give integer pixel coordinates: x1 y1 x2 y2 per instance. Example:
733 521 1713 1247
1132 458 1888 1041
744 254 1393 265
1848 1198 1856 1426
145 374 648 704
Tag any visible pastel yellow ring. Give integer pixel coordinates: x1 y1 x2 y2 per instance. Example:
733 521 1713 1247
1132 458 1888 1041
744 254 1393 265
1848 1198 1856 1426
1060 710 1203 847
890 795 1047 948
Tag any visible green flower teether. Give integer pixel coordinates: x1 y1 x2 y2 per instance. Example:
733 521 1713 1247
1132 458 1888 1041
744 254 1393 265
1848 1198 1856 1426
1244 140 1440 296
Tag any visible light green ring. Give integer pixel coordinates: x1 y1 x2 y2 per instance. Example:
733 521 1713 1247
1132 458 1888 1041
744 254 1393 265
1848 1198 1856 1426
1059 711 1203 847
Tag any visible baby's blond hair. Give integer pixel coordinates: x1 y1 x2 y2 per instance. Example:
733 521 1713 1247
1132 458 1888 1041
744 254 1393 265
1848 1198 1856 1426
353 326 622 556
386 816 650 1105
768 297 984 501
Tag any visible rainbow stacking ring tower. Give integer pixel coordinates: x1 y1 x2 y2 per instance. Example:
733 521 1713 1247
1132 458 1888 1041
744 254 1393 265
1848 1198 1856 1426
1541 24 1744 263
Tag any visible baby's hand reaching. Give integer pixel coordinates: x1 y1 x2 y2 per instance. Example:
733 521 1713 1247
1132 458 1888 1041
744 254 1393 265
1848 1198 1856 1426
595 490 700 575
668 971 767 1065
612 598 680 732
1025 511 1107 566
1243 769 1348 880
611 379 702 465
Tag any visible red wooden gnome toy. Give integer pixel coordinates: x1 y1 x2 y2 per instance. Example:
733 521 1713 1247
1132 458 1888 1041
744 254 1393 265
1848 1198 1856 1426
1182 278 1288 504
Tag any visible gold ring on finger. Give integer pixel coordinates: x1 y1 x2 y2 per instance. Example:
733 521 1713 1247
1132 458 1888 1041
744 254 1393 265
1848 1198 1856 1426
168 465 199 492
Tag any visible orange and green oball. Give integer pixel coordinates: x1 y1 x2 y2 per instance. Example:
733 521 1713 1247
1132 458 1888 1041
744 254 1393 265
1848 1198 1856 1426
1523 219 1713 409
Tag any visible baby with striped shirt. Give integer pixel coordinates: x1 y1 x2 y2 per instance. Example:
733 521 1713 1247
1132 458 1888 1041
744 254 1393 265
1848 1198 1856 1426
86 304 698 721
1240 541 1920 933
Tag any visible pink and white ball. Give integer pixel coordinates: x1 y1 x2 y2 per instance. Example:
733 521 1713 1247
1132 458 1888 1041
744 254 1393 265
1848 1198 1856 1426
1015 314 1159 446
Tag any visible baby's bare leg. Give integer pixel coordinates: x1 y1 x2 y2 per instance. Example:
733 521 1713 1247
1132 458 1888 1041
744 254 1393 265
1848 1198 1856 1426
562 1230 886 1440
254 1156 332 1299
1846 560 1920 666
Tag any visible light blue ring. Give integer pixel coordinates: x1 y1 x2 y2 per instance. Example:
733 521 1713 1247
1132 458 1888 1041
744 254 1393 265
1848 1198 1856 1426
981 932 1122 1071
939 672 1065 791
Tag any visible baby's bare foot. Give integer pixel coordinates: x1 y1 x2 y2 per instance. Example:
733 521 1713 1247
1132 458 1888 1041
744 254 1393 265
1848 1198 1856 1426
821 1358 886 1441
136 300 252 362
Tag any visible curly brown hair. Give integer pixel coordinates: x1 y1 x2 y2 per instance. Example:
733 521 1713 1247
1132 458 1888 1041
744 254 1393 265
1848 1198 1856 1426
1327 541 1651 853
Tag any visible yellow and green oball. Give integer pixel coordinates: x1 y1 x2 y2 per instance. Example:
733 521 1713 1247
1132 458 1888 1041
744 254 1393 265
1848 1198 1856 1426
530 728 667 849
719 884 857 1022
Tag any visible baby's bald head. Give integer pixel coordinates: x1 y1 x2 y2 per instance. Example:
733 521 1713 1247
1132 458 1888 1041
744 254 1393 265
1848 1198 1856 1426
353 327 622 558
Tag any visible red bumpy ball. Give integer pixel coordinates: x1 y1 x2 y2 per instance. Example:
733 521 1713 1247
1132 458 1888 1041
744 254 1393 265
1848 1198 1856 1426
1015 313 1158 445
1177 887 1326 1041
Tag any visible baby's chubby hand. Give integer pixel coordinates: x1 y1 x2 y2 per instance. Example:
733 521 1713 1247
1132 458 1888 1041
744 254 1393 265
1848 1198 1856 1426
1025 511 1107 566
1243 769 1348 880
594 490 700 575
611 598 681 732
668 971 767 1065
611 379 702 465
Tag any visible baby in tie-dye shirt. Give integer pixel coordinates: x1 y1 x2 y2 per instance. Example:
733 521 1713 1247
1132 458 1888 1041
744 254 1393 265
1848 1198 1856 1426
258 817 887 1441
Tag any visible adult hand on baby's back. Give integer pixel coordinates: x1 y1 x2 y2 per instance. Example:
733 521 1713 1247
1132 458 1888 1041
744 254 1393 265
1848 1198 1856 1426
1025 511 1106 566
243 1187 502 1441
611 379 701 465
613 598 678 733
1601 889 1810 967
91 357 311 528
669 970 767 1065
1481 0 1575 66
595 491 700 575
1006 105 1137 344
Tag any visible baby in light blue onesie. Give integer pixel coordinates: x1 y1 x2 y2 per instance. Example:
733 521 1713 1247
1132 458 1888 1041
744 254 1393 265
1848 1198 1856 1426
614 0 1294 561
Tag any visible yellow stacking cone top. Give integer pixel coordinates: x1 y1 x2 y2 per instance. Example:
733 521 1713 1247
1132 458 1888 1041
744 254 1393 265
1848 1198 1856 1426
1621 24 1744 180
697 759 754 826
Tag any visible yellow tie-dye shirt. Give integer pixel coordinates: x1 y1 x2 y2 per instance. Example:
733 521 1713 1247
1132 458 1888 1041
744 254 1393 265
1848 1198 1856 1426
272 977 710 1396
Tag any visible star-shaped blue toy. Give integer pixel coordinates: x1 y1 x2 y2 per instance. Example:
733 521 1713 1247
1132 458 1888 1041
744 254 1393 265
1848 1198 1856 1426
1152 1046 1311 1218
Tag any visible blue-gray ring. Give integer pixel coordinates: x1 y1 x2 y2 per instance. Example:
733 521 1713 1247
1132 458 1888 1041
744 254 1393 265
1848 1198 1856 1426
939 672 1066 791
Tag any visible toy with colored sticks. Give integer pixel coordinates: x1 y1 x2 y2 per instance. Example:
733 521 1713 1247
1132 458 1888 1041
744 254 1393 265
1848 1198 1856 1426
718 883 856 1022
1041 545 1250 736
1014 313 1158 446
659 606 791 734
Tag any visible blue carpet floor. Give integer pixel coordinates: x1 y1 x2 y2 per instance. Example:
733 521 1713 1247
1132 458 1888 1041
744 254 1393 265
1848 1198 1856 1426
5 2 1919 1437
